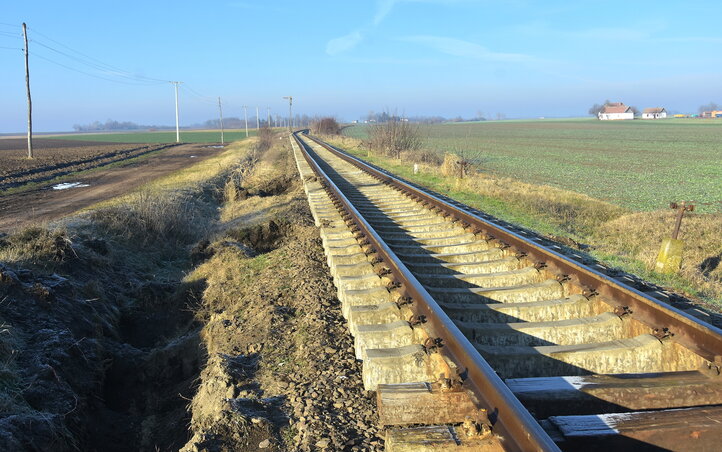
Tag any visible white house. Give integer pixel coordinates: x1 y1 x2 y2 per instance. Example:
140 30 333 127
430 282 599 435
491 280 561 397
642 107 667 119
598 103 634 120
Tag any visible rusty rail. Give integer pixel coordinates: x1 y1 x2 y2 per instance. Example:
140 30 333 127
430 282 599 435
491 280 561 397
300 132 722 364
292 131 560 451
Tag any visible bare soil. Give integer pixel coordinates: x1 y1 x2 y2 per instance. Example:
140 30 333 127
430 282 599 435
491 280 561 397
0 139 179 190
0 143 226 232
0 138 383 451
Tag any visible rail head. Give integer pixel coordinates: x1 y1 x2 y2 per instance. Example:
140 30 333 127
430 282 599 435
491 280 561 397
292 132 561 452
301 132 722 364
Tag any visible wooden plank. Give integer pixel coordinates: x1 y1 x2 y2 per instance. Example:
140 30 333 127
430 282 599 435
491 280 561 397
506 371 722 417
385 425 505 452
545 405 722 451
377 382 480 426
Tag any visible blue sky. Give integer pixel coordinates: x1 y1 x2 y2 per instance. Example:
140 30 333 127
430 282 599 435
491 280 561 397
2 0 722 132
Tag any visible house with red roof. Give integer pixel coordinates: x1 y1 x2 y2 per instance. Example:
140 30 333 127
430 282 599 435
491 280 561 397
598 102 634 120
642 107 667 119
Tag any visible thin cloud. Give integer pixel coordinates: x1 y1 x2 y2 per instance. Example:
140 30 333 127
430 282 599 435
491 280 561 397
400 35 533 62
326 31 365 56
327 0 479 56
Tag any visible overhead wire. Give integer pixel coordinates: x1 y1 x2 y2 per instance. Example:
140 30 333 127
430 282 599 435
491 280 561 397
7 23 242 125
180 83 216 105
31 53 165 86
26 26 170 84
29 39 167 85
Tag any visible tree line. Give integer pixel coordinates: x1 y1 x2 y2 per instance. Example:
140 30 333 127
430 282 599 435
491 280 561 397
72 119 168 132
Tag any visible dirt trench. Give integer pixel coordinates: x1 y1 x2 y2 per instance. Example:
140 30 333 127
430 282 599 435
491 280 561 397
1 139 383 451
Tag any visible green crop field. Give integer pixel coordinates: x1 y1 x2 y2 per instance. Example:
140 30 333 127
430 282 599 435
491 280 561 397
344 119 722 212
49 129 258 144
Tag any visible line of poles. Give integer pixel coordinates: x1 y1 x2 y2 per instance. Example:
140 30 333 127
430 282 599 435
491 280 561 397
19 21 299 154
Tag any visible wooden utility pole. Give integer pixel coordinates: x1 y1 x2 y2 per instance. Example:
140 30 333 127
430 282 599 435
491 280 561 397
217 97 224 144
22 23 33 159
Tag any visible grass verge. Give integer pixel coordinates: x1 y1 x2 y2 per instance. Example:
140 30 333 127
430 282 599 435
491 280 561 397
323 134 722 306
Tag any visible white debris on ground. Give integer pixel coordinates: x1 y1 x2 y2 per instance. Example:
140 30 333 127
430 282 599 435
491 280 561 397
52 182 90 190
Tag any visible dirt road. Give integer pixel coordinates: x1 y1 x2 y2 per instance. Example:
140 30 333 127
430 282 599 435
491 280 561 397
0 143 226 231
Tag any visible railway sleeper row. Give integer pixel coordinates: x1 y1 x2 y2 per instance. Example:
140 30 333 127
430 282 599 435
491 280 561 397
293 134 722 451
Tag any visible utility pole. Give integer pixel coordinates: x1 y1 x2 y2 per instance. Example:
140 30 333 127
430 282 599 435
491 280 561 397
242 106 249 138
22 23 33 159
217 97 224 144
256 106 260 129
283 96 293 132
170 81 182 142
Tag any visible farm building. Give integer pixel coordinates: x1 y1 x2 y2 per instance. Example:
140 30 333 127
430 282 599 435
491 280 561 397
598 102 634 120
701 110 722 118
642 107 667 119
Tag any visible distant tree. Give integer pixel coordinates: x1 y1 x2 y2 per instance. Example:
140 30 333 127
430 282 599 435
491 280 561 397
698 102 720 113
368 111 422 159
72 119 157 132
588 100 611 116
630 106 640 116
311 117 341 135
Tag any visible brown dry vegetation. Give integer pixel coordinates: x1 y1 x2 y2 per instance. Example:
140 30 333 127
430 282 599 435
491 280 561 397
0 132 382 451
367 119 423 159
311 117 341 135
322 134 722 305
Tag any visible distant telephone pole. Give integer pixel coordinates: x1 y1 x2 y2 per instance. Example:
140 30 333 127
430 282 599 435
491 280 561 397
22 23 33 159
283 96 293 132
217 97 224 144
242 105 249 138
170 81 182 142
256 106 260 129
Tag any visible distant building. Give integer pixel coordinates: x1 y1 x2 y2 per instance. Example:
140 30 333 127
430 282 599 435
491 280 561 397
702 110 722 118
598 102 634 120
673 114 687 118
642 107 667 119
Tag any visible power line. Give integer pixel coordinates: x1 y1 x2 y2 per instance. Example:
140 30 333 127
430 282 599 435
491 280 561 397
28 38 167 85
30 53 164 86
181 84 217 105
26 26 170 84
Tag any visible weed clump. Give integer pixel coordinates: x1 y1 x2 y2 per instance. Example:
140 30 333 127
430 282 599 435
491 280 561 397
0 226 75 266
90 191 206 246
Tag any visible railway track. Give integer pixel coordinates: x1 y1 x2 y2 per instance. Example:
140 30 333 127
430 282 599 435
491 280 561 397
290 131 722 451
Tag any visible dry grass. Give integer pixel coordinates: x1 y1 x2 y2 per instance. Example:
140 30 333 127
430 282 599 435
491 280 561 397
89 191 208 247
0 226 74 266
594 211 722 300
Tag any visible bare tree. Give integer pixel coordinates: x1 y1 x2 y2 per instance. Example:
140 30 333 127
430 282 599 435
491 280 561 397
588 100 611 116
699 102 720 113
368 113 422 159
311 117 341 135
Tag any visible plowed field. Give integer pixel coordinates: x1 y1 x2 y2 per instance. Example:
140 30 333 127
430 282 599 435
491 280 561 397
0 138 176 191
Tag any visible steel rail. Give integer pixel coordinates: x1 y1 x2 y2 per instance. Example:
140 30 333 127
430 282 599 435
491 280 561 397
301 132 722 363
293 132 561 452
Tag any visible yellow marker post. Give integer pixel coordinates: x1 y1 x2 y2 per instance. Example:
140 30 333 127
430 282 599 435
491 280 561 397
655 202 694 274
